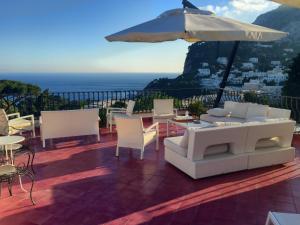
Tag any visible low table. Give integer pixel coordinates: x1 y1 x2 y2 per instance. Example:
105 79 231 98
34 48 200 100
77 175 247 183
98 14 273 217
166 119 212 136
0 135 25 165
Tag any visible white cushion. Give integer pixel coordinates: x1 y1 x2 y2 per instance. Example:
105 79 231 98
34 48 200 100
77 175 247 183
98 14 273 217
224 101 235 113
207 108 230 117
232 103 249 119
246 104 269 119
204 144 229 156
200 114 245 123
164 136 187 157
179 130 189 148
268 107 291 119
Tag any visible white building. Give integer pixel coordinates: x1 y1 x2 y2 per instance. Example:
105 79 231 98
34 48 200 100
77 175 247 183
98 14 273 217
284 48 294 53
217 57 228 65
202 62 209 67
249 57 258 63
200 78 220 89
197 68 211 77
271 61 281 66
242 80 262 91
242 71 266 78
242 63 254 70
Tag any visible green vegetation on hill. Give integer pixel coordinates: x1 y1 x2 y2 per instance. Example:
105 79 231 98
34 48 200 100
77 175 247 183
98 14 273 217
282 54 300 97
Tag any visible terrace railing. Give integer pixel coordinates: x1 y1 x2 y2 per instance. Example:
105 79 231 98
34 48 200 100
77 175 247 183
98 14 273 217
1 88 300 123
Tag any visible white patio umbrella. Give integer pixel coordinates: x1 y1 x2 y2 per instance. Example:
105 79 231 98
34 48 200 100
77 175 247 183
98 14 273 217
271 0 300 8
105 2 287 106
106 8 287 43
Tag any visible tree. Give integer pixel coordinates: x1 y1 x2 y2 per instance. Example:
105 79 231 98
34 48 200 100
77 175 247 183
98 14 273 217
282 54 300 97
0 80 41 112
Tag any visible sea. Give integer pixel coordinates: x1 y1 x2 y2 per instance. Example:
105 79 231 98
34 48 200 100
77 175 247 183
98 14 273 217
0 73 178 92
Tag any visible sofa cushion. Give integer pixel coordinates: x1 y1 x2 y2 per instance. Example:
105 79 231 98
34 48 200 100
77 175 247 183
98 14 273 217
200 114 245 123
232 103 249 119
164 136 187 157
204 144 229 157
179 130 189 148
268 107 291 119
246 104 269 119
224 101 235 113
207 108 230 117
256 137 280 149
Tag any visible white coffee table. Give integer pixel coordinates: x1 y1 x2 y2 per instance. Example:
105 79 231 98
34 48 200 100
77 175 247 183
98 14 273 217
166 119 212 136
0 135 25 165
265 212 300 225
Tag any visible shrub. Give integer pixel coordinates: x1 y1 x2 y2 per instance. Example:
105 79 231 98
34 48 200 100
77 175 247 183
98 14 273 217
187 101 207 118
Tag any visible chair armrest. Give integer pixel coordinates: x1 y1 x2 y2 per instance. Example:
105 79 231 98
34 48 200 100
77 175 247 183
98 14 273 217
144 122 159 133
19 115 34 122
106 107 126 114
7 112 20 119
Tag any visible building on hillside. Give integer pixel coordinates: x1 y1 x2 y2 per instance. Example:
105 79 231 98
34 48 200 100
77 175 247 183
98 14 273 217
197 68 211 77
271 61 281 66
284 48 294 53
202 62 209 67
217 57 228 65
249 57 258 63
242 80 262 91
242 63 254 70
200 78 220 89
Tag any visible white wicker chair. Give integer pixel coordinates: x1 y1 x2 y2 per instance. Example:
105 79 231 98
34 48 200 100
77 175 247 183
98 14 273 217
106 100 135 132
115 117 159 160
153 99 177 124
0 109 35 137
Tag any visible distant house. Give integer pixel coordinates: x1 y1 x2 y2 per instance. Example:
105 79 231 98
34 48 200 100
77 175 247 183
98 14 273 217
197 68 210 77
242 80 262 91
216 57 228 65
271 61 281 66
202 62 209 67
262 86 283 95
200 78 220 89
242 62 254 70
284 48 294 53
249 57 258 63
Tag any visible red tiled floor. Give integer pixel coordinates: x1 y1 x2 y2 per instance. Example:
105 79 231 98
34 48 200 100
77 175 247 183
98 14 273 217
0 123 300 225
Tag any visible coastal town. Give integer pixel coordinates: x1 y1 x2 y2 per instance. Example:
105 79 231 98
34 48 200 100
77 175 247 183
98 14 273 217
196 45 295 95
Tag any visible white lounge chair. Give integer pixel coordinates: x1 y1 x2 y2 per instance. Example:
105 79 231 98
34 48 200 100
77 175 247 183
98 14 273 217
115 117 159 160
0 109 35 137
153 99 177 124
106 100 135 132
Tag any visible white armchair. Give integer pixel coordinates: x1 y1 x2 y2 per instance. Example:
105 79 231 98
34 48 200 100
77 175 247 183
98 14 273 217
0 109 35 137
115 117 159 160
153 99 177 124
106 100 135 132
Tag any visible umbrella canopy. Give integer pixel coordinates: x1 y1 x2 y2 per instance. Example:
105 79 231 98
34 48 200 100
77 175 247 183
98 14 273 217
106 8 287 43
271 0 300 8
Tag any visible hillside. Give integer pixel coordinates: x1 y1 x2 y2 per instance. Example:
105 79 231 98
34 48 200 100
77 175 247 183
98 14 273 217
145 6 300 91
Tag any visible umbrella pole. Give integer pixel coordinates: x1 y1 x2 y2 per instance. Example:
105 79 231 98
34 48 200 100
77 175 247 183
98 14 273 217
213 41 240 107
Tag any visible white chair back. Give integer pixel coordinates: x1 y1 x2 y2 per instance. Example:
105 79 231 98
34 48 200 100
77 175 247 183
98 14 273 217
0 109 9 135
126 100 135 116
115 117 144 148
153 99 174 115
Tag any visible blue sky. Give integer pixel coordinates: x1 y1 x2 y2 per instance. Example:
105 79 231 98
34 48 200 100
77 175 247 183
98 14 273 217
0 0 279 73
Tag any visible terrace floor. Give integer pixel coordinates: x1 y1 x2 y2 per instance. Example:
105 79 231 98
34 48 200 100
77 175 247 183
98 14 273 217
0 123 300 225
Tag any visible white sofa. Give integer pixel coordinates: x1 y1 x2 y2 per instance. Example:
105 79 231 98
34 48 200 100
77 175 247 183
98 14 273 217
164 120 295 179
200 101 291 124
40 108 100 148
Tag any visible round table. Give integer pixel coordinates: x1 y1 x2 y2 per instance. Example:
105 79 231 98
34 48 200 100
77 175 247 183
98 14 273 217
0 136 25 164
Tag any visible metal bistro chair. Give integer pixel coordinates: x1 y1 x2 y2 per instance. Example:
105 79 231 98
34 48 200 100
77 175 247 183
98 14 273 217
0 163 35 205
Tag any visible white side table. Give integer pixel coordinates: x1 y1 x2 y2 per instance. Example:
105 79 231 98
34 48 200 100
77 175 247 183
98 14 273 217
266 212 300 225
0 136 25 164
